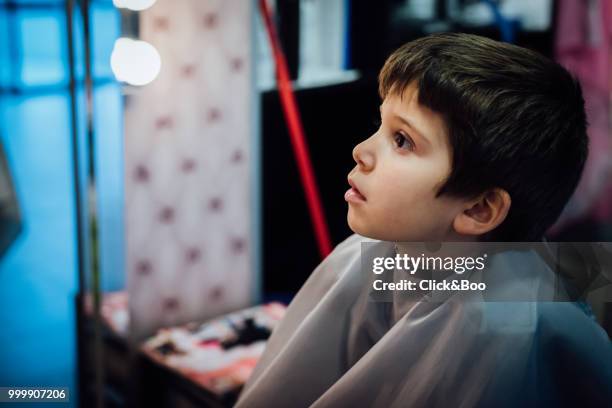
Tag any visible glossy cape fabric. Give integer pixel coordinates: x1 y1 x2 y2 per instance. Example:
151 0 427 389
236 235 612 407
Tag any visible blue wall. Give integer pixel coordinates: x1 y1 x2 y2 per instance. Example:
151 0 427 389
0 93 79 399
0 1 123 404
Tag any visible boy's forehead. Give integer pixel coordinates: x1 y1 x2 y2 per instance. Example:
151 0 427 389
382 83 448 149
382 82 423 114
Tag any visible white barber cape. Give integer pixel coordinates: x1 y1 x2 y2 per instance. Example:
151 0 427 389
235 234 612 408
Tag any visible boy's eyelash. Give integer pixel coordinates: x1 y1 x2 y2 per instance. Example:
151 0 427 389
372 117 414 151
393 132 415 151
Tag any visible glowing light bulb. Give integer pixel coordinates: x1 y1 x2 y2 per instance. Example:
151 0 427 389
110 38 161 86
113 0 157 12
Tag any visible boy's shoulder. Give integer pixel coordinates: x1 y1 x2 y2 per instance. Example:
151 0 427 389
302 234 362 292
535 301 611 351
313 233 392 284
536 301 612 403
329 233 374 256
477 299 609 337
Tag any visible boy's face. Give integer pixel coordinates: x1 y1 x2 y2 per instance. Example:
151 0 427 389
346 82 467 242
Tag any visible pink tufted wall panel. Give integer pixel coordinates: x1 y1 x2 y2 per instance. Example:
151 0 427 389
124 0 255 339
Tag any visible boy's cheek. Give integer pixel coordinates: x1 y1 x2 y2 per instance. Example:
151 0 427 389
379 200 451 241
347 204 410 240
346 207 371 236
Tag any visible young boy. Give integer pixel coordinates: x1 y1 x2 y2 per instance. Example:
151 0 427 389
236 33 612 407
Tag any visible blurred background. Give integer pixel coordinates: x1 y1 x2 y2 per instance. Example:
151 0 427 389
0 0 610 407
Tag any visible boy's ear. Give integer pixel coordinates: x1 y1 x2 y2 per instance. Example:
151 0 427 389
452 188 511 237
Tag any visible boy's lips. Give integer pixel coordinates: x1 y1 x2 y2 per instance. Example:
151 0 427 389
345 178 367 203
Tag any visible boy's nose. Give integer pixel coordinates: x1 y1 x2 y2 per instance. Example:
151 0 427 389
352 138 375 172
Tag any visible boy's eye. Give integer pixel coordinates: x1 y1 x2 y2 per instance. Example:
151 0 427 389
393 131 415 151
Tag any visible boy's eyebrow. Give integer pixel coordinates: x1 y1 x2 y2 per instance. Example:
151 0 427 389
380 105 433 148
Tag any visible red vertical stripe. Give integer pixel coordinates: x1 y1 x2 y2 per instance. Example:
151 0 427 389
258 0 333 258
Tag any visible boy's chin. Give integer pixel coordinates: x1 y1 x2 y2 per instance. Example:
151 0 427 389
347 212 371 237
347 212 448 242
347 213 397 241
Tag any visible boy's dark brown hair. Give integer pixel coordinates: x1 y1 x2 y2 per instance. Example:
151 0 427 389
379 32 588 241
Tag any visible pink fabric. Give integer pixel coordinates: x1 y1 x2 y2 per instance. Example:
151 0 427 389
125 0 255 339
554 0 612 228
